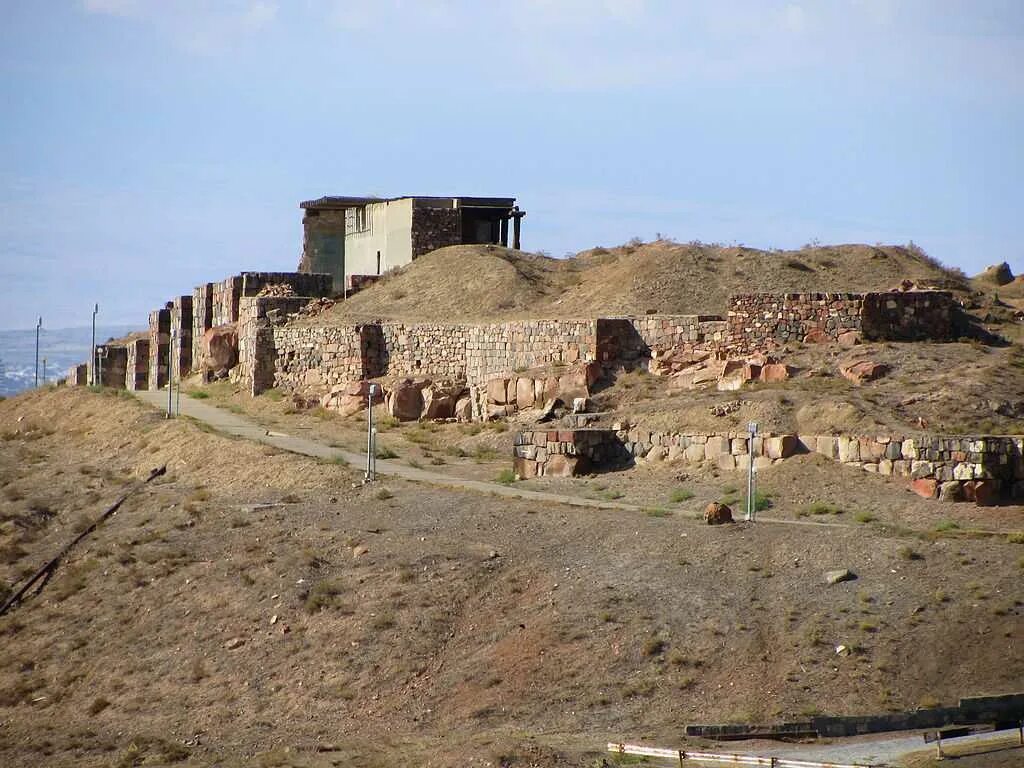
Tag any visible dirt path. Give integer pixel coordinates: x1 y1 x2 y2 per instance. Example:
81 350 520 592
131 390 850 529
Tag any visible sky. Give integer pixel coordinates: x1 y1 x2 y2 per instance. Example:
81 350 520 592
1 0 1022 330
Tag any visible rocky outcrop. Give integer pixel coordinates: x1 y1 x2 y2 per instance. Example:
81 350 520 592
703 502 733 525
839 360 889 385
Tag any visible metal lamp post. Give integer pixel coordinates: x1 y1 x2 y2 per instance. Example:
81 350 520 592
34 317 42 388
90 303 99 386
42 357 47 385
746 421 759 522
365 383 379 481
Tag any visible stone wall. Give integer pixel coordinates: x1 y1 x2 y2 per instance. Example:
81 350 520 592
465 319 599 384
727 293 864 351
192 282 214 373
597 316 727 368
513 429 629 478
411 206 461 258
91 343 127 388
237 296 315 395
240 271 333 299
125 338 149 391
617 427 1024 504
266 323 369 398
212 276 243 328
67 363 88 387
171 295 194 379
148 307 171 390
724 291 957 353
861 291 955 341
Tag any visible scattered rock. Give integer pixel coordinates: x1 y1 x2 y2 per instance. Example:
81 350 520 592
710 400 742 417
387 378 429 421
938 481 964 503
839 360 890 385
224 637 245 650
825 569 856 585
759 363 792 382
803 328 830 344
352 545 370 559
703 502 733 525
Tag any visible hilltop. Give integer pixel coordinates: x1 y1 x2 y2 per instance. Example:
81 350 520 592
317 240 970 324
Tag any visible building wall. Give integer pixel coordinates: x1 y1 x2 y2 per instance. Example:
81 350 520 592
212 276 243 327
299 209 347 292
410 203 461 258
344 198 415 277
192 283 214 373
861 291 955 341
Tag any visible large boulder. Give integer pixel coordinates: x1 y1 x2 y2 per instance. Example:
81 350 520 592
703 502 733 525
387 378 429 421
515 377 536 409
453 395 473 423
759 363 792 382
422 381 464 420
486 378 509 405
202 324 238 371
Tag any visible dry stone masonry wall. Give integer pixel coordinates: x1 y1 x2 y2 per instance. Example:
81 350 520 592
411 206 461 258
148 307 171 390
125 337 149 391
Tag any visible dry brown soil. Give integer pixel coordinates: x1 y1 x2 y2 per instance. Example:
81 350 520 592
1 388 1023 767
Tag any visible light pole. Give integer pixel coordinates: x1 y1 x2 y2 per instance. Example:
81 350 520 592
90 303 99 386
34 317 42 388
365 383 379 481
42 357 47 384
746 421 758 522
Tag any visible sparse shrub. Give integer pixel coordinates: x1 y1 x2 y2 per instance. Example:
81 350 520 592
496 469 516 485
370 612 396 630
375 488 393 500
1007 532 1024 544
645 508 672 518
669 488 694 503
934 519 959 533
304 578 345 613
280 492 301 504
642 637 666 657
854 511 877 524
407 459 422 469
859 620 878 633
897 545 923 561
186 390 209 400
88 696 111 716
807 501 842 515
375 445 398 459
934 589 951 603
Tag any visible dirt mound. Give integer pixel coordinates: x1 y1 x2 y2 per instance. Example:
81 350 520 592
318 240 969 324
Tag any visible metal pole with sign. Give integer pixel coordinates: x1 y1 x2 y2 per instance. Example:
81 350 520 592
746 421 758 522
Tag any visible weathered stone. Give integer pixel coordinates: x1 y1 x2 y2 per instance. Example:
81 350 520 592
911 478 938 499
716 453 737 471
387 378 427 421
803 327 830 344
837 436 860 463
513 457 539 479
703 502 733 525
487 378 509 405
202 324 238 371
422 382 462 420
938 481 965 502
839 360 890 385
759 363 792 382
454 395 472 422
704 436 730 459
765 435 798 460
684 444 706 462
515 377 535 409
816 436 838 459
544 454 588 477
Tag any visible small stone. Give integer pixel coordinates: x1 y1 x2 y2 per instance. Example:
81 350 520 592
270 615 279 625
825 569 856 585
224 637 245 650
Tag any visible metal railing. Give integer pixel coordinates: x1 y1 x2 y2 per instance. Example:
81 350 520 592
607 743 879 768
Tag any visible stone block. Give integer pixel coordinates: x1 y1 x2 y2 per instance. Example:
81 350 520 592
911 478 938 499
731 438 748 455
545 454 588 477
684 444 706 462
704 436 730 459
515 377 535 409
938 481 965 502
765 435 799 460
837 436 860 463
487 378 508 405
816 436 838 459
716 453 737 471
513 457 539 479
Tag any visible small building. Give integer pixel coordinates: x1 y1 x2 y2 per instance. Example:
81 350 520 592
297 195 525 292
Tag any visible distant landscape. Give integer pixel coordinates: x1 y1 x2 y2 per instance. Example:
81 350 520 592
0 325 136 397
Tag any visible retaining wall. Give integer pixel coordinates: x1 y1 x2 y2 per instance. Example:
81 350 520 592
125 338 149 391
148 307 171 390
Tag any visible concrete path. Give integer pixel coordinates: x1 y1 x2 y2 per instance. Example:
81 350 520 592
131 389 852 526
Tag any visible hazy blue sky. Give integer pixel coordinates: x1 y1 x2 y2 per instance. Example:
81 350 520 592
1 0 1022 329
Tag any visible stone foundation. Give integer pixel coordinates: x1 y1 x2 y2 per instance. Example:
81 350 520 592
67 363 88 387
512 429 628 478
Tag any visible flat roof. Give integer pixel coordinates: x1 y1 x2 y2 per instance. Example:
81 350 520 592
300 195 516 210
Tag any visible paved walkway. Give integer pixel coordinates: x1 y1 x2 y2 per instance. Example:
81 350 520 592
132 389 851 526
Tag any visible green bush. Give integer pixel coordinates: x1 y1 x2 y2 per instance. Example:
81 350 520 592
669 488 694 504
496 469 516 485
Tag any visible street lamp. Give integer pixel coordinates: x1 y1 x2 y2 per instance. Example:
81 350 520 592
34 317 42 388
90 303 99 386
365 383 379 481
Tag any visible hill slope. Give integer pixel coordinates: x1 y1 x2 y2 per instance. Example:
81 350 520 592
1 388 1022 767
319 240 969 324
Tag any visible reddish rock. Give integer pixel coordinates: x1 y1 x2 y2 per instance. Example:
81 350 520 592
759 363 792 383
839 360 890 385
911 478 938 499
703 502 733 525
803 328 830 344
965 480 999 507
837 330 861 347
387 378 428 421
202 324 238 370
422 382 462 420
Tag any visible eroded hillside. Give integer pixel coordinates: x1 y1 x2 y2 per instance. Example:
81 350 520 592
0 388 1022 767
